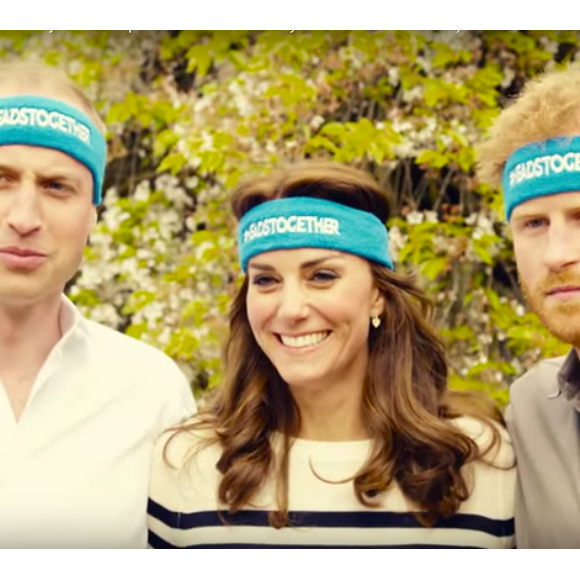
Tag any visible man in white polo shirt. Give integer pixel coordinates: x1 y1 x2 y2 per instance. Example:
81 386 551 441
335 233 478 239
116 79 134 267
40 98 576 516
0 61 196 548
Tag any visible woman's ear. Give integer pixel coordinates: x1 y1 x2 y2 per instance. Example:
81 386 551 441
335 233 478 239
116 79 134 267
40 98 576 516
370 288 385 318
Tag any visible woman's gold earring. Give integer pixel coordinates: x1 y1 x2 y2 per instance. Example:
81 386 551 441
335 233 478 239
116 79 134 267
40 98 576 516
371 315 381 328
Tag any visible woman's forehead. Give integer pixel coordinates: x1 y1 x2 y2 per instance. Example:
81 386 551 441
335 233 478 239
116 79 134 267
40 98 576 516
247 248 362 270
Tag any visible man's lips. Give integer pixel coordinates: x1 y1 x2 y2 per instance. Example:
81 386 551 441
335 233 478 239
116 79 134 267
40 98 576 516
0 246 46 257
546 285 580 296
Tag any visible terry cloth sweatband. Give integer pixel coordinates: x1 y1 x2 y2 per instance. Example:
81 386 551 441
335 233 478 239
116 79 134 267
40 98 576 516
502 136 580 221
237 196 393 273
0 95 106 205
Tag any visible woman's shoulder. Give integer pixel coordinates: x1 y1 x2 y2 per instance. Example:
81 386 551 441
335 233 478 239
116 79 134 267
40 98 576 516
152 418 217 470
449 415 515 467
148 419 222 548
149 418 221 512
449 416 516 537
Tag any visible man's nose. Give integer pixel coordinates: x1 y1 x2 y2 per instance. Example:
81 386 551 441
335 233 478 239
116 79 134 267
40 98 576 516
5 182 43 236
543 223 580 272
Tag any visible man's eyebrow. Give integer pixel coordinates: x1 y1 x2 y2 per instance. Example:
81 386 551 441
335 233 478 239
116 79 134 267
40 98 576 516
0 164 81 183
0 163 19 174
41 175 78 184
511 211 545 223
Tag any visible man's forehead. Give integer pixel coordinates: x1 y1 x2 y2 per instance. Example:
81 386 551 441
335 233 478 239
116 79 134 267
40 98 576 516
511 190 580 218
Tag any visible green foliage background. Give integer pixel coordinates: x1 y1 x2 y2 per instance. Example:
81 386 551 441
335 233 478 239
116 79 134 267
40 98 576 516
2 30 573 404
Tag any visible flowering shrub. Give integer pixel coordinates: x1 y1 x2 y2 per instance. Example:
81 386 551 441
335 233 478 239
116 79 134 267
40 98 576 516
2 30 575 403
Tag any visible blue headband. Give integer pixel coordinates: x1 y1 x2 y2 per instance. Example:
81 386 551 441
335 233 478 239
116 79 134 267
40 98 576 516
237 197 393 273
502 136 580 221
0 95 106 205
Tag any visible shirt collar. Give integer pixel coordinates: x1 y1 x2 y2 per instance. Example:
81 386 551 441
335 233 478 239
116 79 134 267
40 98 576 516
556 348 580 410
49 294 87 368
59 294 82 338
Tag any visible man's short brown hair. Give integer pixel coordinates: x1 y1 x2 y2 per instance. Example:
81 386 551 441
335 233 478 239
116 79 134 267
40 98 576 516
476 64 580 189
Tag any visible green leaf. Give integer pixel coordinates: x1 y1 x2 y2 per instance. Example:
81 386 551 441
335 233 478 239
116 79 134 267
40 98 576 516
186 46 213 77
199 150 224 173
432 43 460 69
153 129 179 157
305 135 339 155
483 288 501 310
528 48 553 63
158 153 188 174
556 31 579 45
421 257 447 281
423 82 447 107
320 122 346 137
471 65 503 90
106 102 132 125
227 50 248 69
465 361 494 377
472 242 493 265
457 146 474 172
368 142 386 164
43 50 62 66
462 291 474 307
177 31 205 48
415 149 449 169
124 322 148 339
449 374 502 393
442 325 475 341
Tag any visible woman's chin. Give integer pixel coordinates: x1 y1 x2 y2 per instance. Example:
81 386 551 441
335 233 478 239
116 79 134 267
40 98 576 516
278 371 329 392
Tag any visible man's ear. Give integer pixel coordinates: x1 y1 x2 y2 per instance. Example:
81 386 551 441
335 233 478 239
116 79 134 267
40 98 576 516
86 207 97 245
89 207 97 228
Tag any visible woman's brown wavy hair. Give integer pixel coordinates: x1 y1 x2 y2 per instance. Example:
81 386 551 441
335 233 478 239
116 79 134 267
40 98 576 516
170 160 507 527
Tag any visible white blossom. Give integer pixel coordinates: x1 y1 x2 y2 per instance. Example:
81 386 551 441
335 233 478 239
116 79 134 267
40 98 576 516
406 210 424 225
500 68 516 89
194 241 215 260
103 207 130 231
133 181 151 202
401 85 423 104
310 115 325 130
82 303 122 327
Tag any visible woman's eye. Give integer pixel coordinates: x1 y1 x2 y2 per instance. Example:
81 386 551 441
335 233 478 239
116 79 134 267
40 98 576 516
251 275 276 286
312 270 337 282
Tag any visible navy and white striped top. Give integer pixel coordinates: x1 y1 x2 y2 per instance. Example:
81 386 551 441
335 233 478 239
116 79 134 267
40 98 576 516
147 416 516 548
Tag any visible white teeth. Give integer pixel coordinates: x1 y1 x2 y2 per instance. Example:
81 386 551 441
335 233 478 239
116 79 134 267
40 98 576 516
279 332 329 348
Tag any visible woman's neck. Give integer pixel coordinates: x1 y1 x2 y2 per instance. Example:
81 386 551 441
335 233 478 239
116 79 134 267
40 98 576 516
289 381 368 442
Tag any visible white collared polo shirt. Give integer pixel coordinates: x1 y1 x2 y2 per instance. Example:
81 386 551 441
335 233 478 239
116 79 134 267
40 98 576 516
0 295 196 548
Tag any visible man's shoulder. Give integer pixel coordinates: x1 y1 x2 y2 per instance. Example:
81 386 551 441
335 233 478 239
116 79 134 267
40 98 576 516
80 317 185 377
73 315 196 424
509 355 566 403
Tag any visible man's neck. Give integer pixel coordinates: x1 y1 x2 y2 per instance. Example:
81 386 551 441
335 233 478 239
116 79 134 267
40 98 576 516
0 294 65 421
0 294 63 366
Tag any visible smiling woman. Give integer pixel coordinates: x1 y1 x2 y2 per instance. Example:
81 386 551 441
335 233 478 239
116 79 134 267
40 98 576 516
147 161 516 548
